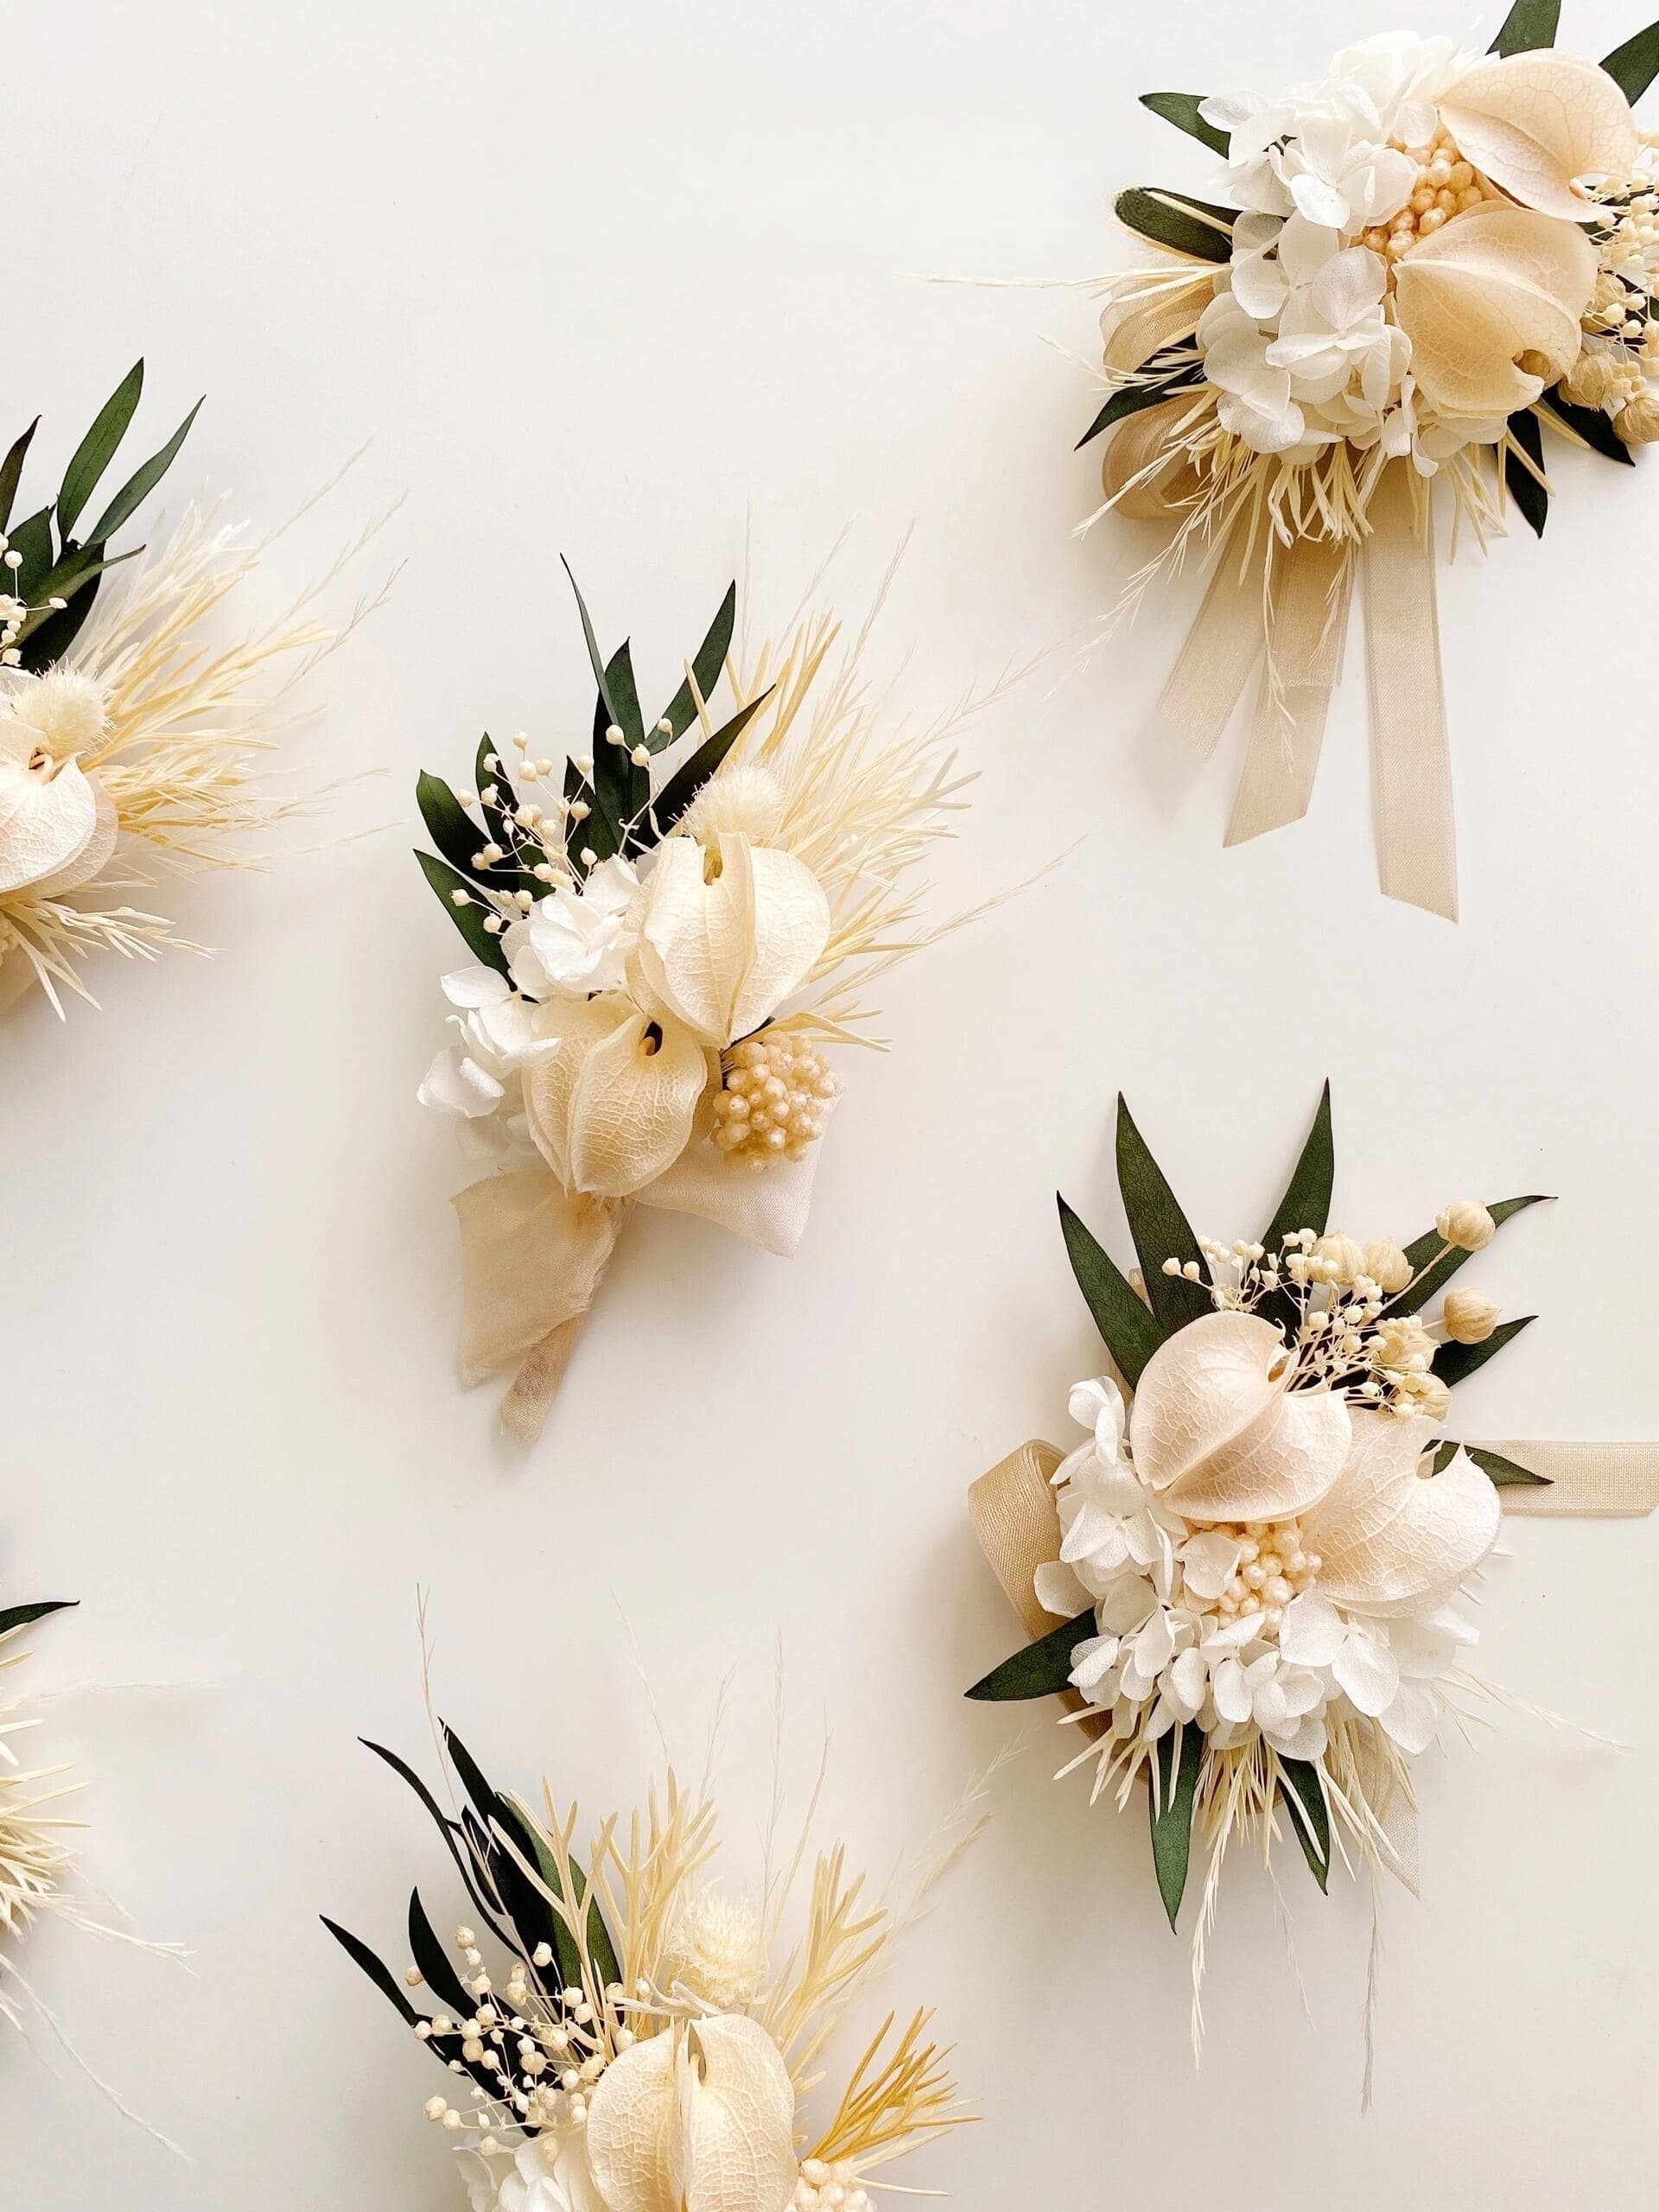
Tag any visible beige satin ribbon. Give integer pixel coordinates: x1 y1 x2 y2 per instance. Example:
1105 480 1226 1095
1112 429 1457 917
452 1168 625 1445
969 1431 1659 1882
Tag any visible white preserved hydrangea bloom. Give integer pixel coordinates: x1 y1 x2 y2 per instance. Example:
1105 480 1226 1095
1038 1313 1500 1765
1192 32 1539 469
502 855 640 998
458 2129 605 2212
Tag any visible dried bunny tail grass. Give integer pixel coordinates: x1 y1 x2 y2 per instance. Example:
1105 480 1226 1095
805 2008 974 2175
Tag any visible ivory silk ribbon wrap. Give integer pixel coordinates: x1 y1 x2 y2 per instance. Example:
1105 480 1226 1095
1103 412 1458 920
451 1139 821 1445
969 1433 1659 1894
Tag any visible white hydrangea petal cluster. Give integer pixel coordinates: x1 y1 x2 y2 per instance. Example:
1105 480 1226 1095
1193 33 1507 469
457 2128 604 2212
1039 1364 1487 1767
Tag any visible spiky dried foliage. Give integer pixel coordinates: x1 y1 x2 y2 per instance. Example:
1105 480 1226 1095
0 474 391 1014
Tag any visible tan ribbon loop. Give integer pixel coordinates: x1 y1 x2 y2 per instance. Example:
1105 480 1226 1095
968 1441 1064 1643
452 1168 626 1442
1101 275 1210 378
1363 462 1457 920
1485 1441 1659 1518
1102 396 1205 522
1226 537 1355 848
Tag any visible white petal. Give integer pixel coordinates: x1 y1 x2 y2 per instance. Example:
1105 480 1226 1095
1288 171 1350 229
1440 51 1638 222
1133 1606 1175 1674
1268 1713 1328 1762
1252 1677 1289 1732
1033 1560 1091 1618
1212 1656 1252 1726
1332 1630 1402 1718
585 2013 796 2212
1067 1632 1120 1690
1278 213 1341 286
1068 1376 1125 1455
1179 1531 1243 1603
1230 251 1290 321
440 965 512 1008
1128 1311 1352 1522
633 833 829 1047
1278 1592 1346 1668
1169 1646 1208 1715
1377 1681 1440 1754
1306 1414 1502 1618
1276 1668 1325 1718
417 1047 505 1119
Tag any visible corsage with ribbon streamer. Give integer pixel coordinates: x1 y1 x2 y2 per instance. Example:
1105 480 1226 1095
964 1086 1659 2095
0 362 385 1017
325 1647 980 2212
1084 5 1659 918
417 554 1028 1443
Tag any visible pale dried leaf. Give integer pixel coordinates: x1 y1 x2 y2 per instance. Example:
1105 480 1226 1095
1393 201 1596 415
1305 1414 1501 1617
1440 51 1638 222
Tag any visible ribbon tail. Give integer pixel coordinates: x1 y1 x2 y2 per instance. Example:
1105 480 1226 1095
1483 1440 1659 1518
1226 537 1354 846
1363 464 1457 920
1157 522 1266 760
451 1169 625 1443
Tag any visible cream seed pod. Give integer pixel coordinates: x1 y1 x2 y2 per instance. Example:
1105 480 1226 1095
1363 1239 1414 1295
1443 1288 1500 1344
1311 1232 1365 1285
1437 1201 1497 1252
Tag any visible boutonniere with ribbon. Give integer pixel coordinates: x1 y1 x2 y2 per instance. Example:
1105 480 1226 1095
0 364 382 1018
1085 4 1659 918
326 1669 978 2212
416 558 1027 1443
965 1088 1659 2093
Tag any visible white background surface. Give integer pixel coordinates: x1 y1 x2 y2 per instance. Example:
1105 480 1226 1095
5 2 1658 2204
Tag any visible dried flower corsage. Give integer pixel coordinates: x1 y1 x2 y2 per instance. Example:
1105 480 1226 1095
965 1089 1659 2087
1085 5 1659 917
326 1694 976 2212
2 1591 184 2148
417 558 1021 1441
0 361 384 1016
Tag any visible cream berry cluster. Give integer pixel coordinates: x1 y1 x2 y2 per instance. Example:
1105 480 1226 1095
791 2158 874 2211
712 1033 841 1169
1205 1520 1322 1637
1360 127 1493 270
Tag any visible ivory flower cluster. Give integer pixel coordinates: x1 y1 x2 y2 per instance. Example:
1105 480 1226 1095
1196 32 1643 467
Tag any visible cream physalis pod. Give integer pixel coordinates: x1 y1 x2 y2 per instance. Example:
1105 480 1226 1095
1438 49 1639 225
584 2012 798 2212
633 832 830 1051
1392 201 1598 417
1128 1310 1353 1523
1304 1410 1502 1618
521 993 709 1198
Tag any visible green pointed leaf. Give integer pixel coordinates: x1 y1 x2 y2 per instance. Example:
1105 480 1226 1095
1603 21 1659 101
322 1916 422 2025
593 639 649 831
1277 1758 1331 1892
1149 1723 1201 1930
1260 1083 1335 1252
57 361 143 537
645 692 772 845
1115 187 1234 263
416 849 511 975
9 508 54 601
1077 365 1201 451
1116 1095 1211 1331
1390 1195 1550 1314
656 583 736 747
407 1888 475 2014
1139 92 1230 156
0 1599 77 1640
16 544 143 671
416 772 489 881
1429 1439 1461 1475
1468 1446 1552 1489
1540 388 1636 464
1433 1314 1535 1388
1058 1195 1167 1388
966 1611 1093 1701
0 418 39 531
1491 0 1560 55
86 395 202 544
1504 408 1548 537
